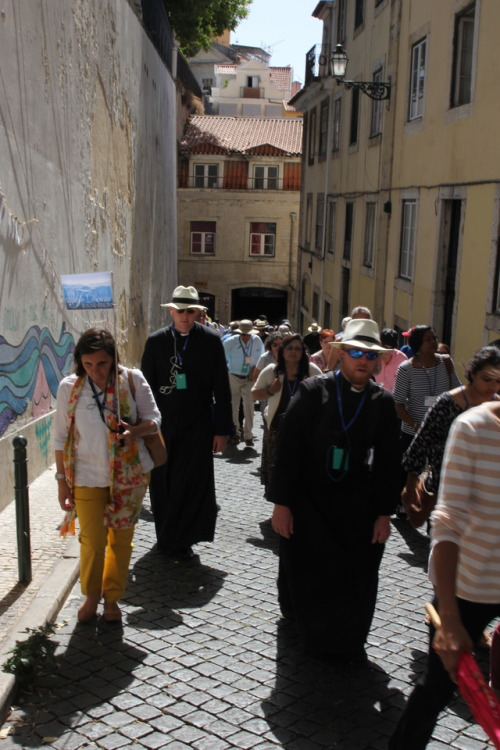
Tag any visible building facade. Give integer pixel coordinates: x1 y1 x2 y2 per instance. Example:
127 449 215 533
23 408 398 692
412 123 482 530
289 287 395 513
293 0 500 365
178 116 302 323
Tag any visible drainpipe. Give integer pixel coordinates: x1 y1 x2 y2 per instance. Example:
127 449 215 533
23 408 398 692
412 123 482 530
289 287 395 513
289 211 298 322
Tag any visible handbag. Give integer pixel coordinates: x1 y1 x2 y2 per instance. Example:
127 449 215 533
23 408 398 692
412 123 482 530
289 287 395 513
126 369 167 468
402 474 436 528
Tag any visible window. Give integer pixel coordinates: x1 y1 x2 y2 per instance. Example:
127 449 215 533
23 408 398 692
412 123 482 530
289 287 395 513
308 107 317 164
190 221 216 254
363 203 376 267
250 222 276 256
315 195 325 253
201 78 213 93
333 98 341 152
305 193 313 247
337 0 346 44
247 76 259 88
370 69 384 135
399 200 417 279
194 164 219 188
312 290 320 322
349 89 360 146
324 300 332 329
344 203 354 260
254 165 279 189
409 38 427 121
354 0 364 29
319 99 329 160
451 4 475 107
327 199 336 255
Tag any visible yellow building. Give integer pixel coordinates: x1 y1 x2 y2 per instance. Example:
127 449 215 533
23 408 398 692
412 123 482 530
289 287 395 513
293 0 500 366
178 115 302 323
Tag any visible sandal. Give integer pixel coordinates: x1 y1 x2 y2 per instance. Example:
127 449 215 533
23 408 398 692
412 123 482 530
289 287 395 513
103 602 122 623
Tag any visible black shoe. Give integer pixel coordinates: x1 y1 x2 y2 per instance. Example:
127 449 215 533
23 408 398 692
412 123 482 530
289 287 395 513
245 439 254 447
172 547 195 560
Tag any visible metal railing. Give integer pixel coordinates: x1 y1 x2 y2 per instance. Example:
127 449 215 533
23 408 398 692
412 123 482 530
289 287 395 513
141 0 174 73
305 44 331 85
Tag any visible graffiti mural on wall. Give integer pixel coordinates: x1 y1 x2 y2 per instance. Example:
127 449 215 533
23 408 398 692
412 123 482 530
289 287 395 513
0 324 75 437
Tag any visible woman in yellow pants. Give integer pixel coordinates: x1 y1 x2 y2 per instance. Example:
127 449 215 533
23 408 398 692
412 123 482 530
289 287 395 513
54 328 161 623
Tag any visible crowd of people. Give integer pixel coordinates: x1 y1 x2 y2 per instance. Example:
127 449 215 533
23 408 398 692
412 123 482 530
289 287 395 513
55 286 500 750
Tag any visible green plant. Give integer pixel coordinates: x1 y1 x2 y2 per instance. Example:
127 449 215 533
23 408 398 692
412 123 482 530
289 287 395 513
2 623 57 686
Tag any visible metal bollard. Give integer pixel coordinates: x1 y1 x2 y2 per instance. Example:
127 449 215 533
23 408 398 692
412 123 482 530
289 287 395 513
13 436 32 584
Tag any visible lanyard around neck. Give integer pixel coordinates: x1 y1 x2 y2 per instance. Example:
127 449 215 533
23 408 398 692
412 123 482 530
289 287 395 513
171 325 189 367
238 336 253 358
335 372 367 432
88 375 119 431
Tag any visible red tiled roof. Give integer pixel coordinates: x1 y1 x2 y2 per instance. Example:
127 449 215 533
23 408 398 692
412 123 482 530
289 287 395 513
269 67 292 91
180 116 303 156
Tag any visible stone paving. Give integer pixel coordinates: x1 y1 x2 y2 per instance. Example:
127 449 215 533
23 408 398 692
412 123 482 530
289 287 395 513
0 426 494 749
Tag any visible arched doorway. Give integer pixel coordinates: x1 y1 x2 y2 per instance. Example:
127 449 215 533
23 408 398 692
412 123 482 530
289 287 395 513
231 287 288 325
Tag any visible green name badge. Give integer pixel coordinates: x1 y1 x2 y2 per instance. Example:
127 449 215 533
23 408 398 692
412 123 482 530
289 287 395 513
175 373 187 389
241 363 250 375
332 446 349 471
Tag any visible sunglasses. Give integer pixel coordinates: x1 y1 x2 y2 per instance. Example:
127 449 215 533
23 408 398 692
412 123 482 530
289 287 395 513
177 308 198 315
284 346 304 352
345 348 379 361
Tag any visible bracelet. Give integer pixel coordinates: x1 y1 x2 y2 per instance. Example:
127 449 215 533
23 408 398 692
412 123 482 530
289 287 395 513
55 472 66 481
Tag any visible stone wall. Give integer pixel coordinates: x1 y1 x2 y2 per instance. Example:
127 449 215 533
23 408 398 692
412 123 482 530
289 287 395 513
0 0 178 510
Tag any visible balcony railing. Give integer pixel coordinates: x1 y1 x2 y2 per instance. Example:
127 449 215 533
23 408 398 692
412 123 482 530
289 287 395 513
305 44 331 85
241 86 263 99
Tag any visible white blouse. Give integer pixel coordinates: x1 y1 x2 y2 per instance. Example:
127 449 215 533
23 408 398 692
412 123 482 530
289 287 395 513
53 368 161 486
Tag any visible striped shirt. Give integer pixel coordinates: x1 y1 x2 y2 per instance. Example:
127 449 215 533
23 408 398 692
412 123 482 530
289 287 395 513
393 356 460 436
430 402 500 603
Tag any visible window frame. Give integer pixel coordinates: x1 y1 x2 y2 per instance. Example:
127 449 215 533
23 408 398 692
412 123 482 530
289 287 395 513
190 221 216 255
318 99 329 160
349 89 360 146
451 3 476 108
308 107 317 164
333 97 342 153
399 200 417 280
253 164 279 190
343 203 354 261
315 195 325 255
363 203 377 268
337 0 346 44
249 221 276 257
370 68 384 136
327 198 336 256
354 0 364 29
408 37 427 121
193 163 219 188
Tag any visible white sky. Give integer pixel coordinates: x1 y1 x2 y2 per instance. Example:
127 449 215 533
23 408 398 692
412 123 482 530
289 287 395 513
232 0 321 84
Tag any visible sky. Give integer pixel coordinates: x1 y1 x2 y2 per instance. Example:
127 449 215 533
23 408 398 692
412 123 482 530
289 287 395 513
232 0 321 84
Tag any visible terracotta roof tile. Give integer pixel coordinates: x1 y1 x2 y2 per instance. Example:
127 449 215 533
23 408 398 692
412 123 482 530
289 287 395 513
180 116 303 156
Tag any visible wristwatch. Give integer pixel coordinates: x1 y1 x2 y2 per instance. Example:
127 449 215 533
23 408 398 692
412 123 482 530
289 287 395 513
55 472 66 480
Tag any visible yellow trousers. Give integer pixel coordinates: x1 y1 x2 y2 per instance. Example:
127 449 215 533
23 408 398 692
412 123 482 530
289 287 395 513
73 486 134 603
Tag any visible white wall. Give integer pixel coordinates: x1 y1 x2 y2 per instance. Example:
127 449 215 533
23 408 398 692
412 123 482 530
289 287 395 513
0 0 178 510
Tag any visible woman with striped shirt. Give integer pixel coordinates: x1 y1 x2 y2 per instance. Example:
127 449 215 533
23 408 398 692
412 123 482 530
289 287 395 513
389 400 500 749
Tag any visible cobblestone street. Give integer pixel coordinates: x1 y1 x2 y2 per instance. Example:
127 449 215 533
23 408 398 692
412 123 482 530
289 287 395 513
0 427 493 749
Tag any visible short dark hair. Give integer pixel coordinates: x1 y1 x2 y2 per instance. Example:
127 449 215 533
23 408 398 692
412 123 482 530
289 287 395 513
264 331 284 351
275 334 310 380
408 325 434 354
73 328 118 376
464 346 500 383
381 328 398 348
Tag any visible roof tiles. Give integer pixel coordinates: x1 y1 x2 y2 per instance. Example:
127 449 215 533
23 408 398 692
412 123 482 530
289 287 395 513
180 116 303 157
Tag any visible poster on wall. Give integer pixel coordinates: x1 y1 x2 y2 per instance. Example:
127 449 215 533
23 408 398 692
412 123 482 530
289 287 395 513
61 271 114 310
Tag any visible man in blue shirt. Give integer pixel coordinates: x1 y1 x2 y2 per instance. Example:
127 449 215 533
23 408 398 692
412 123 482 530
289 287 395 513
223 319 264 446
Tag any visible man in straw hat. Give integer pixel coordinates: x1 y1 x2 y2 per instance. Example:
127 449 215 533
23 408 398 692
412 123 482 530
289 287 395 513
141 285 232 560
269 318 401 661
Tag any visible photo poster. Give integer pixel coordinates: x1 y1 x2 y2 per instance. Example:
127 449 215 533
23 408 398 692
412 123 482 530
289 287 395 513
61 270 115 329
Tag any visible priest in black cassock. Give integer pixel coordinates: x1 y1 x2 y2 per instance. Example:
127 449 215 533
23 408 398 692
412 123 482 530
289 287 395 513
141 286 232 560
269 318 401 661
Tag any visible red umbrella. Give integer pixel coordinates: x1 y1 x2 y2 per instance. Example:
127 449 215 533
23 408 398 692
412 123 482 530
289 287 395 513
425 603 500 749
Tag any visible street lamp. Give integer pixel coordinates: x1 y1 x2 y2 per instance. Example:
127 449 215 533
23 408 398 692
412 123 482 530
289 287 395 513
330 44 391 101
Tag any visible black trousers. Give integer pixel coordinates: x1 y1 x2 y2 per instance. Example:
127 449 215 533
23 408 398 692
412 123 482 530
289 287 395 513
389 597 500 750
